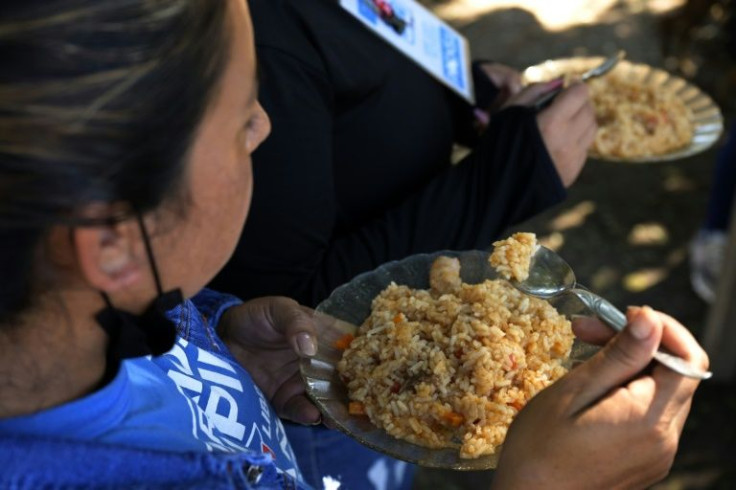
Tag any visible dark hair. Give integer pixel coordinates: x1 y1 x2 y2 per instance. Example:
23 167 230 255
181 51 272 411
0 0 230 322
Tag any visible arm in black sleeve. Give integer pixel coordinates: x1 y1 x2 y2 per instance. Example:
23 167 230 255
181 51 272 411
412 105 566 249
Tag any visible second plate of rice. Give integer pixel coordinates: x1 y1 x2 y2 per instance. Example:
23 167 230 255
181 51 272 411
522 56 723 162
301 249 598 470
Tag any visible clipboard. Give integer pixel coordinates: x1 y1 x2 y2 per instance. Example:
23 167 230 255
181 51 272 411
339 0 476 104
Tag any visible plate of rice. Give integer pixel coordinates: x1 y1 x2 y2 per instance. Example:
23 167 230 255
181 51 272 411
522 56 723 162
301 247 598 470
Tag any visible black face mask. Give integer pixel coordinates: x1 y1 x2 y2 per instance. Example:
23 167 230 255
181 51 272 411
94 212 183 364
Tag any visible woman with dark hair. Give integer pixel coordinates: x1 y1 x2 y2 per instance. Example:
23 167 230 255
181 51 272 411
0 0 313 487
0 0 710 489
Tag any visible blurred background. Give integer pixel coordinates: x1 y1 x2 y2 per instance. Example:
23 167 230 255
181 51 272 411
413 0 736 488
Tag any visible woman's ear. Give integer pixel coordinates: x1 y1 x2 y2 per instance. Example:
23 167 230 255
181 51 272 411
73 219 145 293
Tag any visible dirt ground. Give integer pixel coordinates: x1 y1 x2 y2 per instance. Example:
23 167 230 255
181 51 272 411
412 1 736 488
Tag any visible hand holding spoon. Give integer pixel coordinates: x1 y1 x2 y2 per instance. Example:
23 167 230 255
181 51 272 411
533 50 626 110
511 246 712 380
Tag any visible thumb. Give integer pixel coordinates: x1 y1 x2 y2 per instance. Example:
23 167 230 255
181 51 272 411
267 298 318 357
505 77 563 107
566 306 663 413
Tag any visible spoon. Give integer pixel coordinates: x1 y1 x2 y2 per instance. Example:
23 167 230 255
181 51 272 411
511 245 712 380
533 50 626 111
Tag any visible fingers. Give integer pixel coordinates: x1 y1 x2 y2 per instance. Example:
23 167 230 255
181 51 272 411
504 78 563 107
267 298 318 357
480 62 523 95
645 310 708 407
571 95 597 147
282 396 322 425
534 81 595 187
564 307 664 413
272 371 322 425
498 305 704 489
630 314 703 455
656 311 709 370
507 79 591 113
669 396 694 438
578 114 598 149
544 82 591 119
570 306 707 436
548 84 597 144
571 316 615 345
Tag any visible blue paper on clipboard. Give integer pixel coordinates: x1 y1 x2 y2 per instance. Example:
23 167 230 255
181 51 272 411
340 0 475 104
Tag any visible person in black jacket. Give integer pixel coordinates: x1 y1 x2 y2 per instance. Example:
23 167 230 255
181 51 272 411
210 1 597 488
212 0 595 308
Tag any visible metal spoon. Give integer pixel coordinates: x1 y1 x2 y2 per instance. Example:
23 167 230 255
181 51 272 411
533 50 626 111
511 245 712 380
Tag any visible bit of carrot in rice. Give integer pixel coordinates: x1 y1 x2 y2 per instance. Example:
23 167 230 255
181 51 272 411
348 401 366 416
333 333 354 350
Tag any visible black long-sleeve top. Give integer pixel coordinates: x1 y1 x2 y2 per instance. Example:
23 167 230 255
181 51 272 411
210 0 566 307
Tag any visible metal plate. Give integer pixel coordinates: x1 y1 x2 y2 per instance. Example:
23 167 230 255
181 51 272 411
300 249 598 470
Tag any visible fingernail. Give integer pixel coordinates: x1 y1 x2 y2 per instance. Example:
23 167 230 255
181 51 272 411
628 312 653 340
297 332 317 356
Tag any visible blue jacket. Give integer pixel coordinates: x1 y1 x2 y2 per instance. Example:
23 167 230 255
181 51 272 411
0 289 311 490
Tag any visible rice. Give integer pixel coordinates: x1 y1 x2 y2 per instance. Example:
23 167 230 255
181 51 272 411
489 232 538 282
587 72 694 158
337 253 573 459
